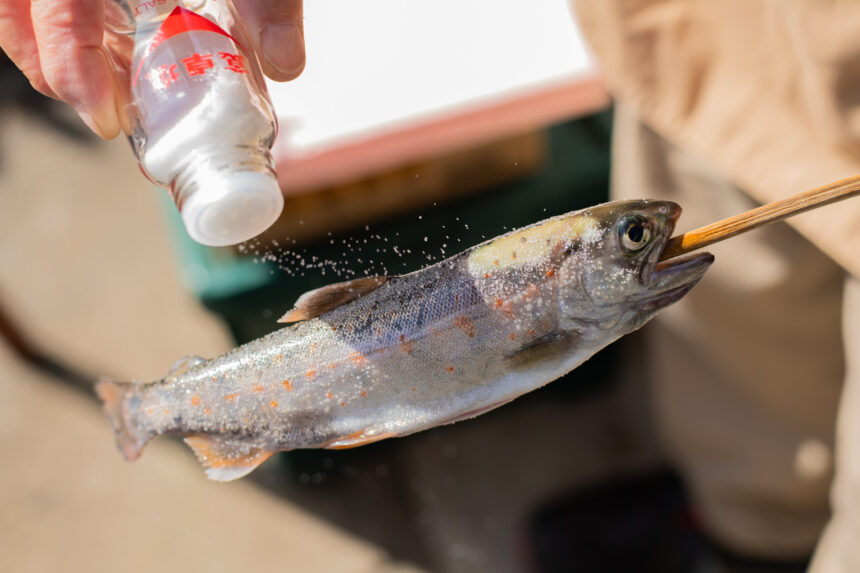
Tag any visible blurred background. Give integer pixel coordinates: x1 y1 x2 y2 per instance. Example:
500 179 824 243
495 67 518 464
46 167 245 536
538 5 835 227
0 1 716 572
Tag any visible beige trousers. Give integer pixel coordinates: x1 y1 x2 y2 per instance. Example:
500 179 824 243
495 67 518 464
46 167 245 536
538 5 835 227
611 103 860 566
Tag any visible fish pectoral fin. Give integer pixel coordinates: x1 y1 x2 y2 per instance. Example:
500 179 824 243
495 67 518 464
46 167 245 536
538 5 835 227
324 430 395 450
183 434 275 482
504 331 581 370
278 276 390 323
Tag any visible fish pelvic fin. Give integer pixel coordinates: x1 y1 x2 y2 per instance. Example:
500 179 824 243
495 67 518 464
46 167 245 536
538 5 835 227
167 354 206 377
504 331 582 371
278 276 389 323
94 378 150 462
183 434 275 482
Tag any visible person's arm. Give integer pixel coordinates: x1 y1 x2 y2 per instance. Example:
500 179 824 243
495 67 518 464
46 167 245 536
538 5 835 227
0 0 304 139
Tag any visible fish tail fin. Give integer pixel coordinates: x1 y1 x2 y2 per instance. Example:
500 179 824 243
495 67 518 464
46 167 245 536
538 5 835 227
94 378 150 461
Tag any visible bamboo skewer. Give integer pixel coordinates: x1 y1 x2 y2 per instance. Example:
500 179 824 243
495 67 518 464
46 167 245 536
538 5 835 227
660 174 860 260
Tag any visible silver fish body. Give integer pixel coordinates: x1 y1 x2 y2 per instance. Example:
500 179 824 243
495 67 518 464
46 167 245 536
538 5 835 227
97 200 713 480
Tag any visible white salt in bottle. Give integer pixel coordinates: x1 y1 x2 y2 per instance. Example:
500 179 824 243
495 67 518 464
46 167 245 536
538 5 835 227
105 0 284 246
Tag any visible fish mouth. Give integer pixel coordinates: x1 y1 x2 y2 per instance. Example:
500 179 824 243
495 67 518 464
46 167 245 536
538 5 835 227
637 205 714 310
639 252 714 311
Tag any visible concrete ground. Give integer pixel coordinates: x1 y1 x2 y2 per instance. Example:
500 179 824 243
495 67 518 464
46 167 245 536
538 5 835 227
0 95 663 573
0 99 429 573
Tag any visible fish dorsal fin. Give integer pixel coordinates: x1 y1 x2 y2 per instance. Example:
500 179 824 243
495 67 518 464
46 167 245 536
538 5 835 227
278 276 389 323
167 355 206 377
183 434 274 482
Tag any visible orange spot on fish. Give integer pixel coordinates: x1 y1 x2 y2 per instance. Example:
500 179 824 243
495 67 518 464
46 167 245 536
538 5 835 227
523 284 539 300
191 395 200 406
350 351 366 365
494 298 503 308
224 393 237 403
503 303 513 317
282 380 292 391
509 332 517 341
204 407 212 415
399 334 414 354
274 354 283 364
326 392 333 399
211 376 217 383
493 259 499 266
310 342 318 352
270 400 278 408
329 363 337 370
411 387 417 392
445 365 455 373
511 251 517 260
545 269 555 278
484 273 490 279
454 315 476 337
527 329 535 336
360 390 368 397
252 383 264 393
341 402 346 407
306 368 316 379
146 408 154 416
163 408 170 415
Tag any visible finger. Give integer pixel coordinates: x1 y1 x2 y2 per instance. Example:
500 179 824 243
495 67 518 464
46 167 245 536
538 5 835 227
0 0 57 98
234 0 305 81
30 0 120 138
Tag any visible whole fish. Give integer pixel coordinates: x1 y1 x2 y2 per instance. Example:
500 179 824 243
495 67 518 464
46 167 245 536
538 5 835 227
96 200 713 481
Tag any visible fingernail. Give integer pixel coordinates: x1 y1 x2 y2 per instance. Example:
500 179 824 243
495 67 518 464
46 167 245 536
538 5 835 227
262 23 305 78
78 110 107 138
78 107 121 140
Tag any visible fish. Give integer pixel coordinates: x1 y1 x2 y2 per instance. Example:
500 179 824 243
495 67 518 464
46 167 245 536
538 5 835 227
96 200 713 481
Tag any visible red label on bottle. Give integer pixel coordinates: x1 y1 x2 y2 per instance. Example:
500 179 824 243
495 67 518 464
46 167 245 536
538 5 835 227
133 6 241 86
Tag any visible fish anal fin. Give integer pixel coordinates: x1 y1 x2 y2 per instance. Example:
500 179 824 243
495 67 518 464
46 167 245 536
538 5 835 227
324 430 395 450
183 434 274 482
279 276 389 323
504 331 581 370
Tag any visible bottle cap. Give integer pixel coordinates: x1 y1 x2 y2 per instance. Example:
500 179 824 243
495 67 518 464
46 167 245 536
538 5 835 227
180 170 284 247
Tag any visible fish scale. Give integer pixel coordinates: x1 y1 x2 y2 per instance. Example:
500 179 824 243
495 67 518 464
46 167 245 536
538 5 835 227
96 200 713 481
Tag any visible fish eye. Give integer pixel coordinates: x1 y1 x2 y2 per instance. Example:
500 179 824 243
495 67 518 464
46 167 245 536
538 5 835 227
618 215 652 252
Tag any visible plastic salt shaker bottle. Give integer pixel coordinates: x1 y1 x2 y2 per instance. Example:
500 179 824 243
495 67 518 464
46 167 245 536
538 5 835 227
104 0 284 246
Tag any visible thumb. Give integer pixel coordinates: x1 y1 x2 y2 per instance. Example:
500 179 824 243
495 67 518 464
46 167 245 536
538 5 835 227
233 0 305 81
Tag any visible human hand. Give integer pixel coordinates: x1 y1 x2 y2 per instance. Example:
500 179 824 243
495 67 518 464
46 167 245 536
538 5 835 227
0 0 305 139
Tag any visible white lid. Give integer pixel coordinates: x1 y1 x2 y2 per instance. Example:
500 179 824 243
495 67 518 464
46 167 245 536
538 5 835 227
180 170 284 247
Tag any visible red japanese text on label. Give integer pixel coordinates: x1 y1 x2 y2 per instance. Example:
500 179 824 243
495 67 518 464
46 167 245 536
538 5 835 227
148 63 179 90
182 53 215 75
218 52 248 73
147 51 247 91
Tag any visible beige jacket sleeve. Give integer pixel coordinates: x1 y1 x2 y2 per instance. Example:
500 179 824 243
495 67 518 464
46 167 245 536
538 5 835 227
573 0 860 278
